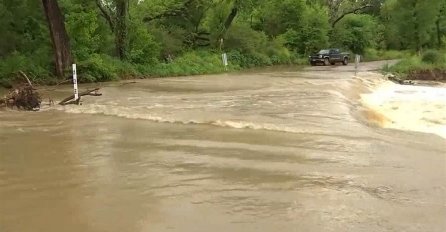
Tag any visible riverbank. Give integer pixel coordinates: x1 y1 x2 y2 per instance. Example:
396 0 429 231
0 51 309 89
386 50 446 81
1 49 409 89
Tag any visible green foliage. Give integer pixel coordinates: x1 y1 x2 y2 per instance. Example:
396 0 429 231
228 50 271 68
225 24 268 54
148 51 229 76
331 14 381 54
259 0 306 37
128 21 161 64
389 56 424 74
389 51 446 78
422 50 446 64
0 51 52 86
77 54 141 82
269 3 330 55
1 0 446 85
63 2 105 60
363 48 409 61
298 5 330 54
382 0 445 50
265 37 293 64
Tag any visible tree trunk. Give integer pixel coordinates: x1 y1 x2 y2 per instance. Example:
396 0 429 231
41 0 72 78
224 7 238 31
436 18 442 48
437 5 444 48
218 6 238 41
115 0 128 60
412 1 421 52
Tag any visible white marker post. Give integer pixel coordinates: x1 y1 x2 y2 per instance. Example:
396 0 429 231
222 53 228 71
72 64 79 103
354 54 360 75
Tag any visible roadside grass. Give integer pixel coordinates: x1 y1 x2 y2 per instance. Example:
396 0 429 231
386 50 446 80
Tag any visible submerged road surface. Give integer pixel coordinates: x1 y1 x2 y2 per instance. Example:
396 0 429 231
1 61 445 232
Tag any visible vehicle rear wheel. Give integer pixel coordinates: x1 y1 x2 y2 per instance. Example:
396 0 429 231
324 58 330 66
342 57 348 65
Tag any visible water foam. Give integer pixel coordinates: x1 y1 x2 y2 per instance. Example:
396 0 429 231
361 81 446 139
58 104 315 134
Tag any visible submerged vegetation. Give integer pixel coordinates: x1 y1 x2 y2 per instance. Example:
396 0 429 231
0 0 445 86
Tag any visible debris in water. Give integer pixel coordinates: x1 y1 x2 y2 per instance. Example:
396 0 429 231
0 71 41 111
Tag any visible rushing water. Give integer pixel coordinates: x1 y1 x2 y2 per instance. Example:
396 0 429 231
1 61 445 232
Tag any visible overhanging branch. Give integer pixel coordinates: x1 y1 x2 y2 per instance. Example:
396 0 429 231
331 4 372 27
143 0 194 22
96 0 115 32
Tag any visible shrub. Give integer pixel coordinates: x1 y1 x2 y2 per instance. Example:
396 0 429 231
148 51 229 77
389 56 425 74
422 50 445 64
225 24 268 54
363 48 409 61
0 51 52 86
77 54 134 82
128 21 161 64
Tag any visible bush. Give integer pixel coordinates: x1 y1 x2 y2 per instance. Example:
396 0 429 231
128 21 161 64
77 54 141 82
422 50 445 64
363 48 409 61
389 56 425 75
265 37 292 64
225 24 268 54
224 23 294 67
0 51 52 86
148 51 229 77
389 50 446 77
331 14 381 55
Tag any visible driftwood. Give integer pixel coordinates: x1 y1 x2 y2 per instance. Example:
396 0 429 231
19 71 33 88
0 71 41 110
0 85 41 110
387 74 414 85
59 88 102 105
1 71 103 110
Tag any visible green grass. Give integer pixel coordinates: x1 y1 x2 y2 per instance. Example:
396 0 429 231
362 48 410 62
387 50 446 80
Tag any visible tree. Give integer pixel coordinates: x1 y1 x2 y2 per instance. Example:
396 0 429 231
41 0 72 78
331 14 380 54
325 0 379 27
382 0 443 51
435 0 446 47
96 0 129 60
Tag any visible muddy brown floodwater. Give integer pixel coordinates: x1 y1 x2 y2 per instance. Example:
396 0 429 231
1 61 445 232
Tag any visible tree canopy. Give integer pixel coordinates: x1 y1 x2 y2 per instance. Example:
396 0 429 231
0 0 445 82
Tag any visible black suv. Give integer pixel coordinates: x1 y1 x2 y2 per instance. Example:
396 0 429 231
309 49 350 66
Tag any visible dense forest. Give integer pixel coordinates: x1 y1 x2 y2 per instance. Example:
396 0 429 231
0 0 445 85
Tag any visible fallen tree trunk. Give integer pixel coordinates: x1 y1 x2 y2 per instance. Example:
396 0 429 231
59 88 102 105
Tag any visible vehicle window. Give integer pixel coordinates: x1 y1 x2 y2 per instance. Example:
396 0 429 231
319 50 329 54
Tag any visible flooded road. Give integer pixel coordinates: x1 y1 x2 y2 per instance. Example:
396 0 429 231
1 61 445 232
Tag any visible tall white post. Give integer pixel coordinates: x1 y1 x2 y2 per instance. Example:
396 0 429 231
355 54 360 75
72 64 79 101
222 53 228 71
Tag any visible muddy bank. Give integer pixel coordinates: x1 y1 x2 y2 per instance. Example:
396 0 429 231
407 69 446 81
